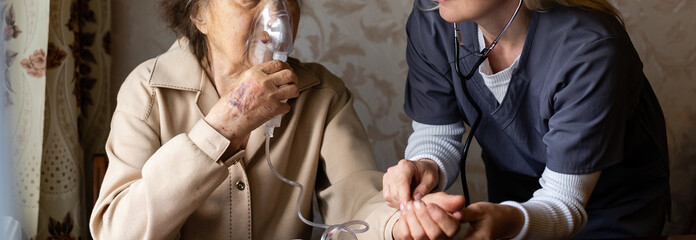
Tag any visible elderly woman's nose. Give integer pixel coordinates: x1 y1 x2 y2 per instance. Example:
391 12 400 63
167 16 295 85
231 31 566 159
258 31 271 44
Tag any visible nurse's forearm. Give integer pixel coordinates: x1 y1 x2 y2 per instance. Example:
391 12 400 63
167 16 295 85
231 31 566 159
405 120 465 191
501 168 601 239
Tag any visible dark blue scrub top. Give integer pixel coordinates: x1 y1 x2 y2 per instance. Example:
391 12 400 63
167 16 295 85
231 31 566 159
404 1 670 238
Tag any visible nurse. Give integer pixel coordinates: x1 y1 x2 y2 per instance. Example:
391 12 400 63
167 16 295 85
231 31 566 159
384 0 670 239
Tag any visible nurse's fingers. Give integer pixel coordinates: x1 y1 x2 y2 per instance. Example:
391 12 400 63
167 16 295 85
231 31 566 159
395 160 418 205
392 169 408 208
384 166 398 208
411 160 439 200
459 203 486 223
384 159 416 208
383 174 394 207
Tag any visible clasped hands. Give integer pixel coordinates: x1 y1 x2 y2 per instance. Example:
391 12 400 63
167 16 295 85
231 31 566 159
383 159 524 240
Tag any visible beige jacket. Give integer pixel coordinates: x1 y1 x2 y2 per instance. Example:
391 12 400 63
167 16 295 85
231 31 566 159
90 40 399 239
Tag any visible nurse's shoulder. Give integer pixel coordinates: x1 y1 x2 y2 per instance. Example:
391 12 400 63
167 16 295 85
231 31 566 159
405 0 455 75
536 6 628 51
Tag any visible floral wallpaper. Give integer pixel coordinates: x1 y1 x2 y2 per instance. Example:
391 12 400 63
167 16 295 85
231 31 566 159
110 0 696 235
294 1 415 172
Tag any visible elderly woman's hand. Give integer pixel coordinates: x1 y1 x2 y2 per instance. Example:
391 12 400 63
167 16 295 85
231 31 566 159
204 60 299 147
392 192 465 240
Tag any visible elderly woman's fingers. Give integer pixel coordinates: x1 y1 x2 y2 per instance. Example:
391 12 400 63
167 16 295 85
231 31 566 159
256 60 291 74
425 203 461 238
276 101 292 115
274 84 299 100
269 68 298 87
421 192 466 213
412 200 448 240
394 217 414 240
404 202 428 240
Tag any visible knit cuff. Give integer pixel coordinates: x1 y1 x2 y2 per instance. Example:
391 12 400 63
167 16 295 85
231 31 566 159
406 155 448 192
500 201 530 240
405 121 465 191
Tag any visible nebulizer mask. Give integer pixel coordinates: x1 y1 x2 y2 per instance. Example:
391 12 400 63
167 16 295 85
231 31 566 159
246 0 294 135
245 1 369 239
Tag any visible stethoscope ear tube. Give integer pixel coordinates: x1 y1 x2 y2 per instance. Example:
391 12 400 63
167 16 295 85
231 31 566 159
453 0 523 206
454 30 483 207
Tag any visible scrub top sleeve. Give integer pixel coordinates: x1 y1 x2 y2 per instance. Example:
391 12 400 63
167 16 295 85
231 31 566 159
403 10 463 125
543 37 627 174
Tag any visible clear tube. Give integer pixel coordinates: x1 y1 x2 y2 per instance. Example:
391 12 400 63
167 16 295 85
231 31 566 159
248 0 370 239
265 135 369 240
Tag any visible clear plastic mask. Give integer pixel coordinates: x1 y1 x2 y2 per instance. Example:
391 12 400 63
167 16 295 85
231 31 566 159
245 0 294 65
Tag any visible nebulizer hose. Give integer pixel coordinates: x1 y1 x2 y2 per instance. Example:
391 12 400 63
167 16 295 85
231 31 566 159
246 0 369 239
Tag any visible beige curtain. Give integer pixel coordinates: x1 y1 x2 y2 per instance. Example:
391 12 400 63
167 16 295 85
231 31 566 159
3 0 49 236
3 0 110 238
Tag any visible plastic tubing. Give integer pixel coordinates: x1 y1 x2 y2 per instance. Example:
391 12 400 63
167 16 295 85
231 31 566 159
264 130 369 240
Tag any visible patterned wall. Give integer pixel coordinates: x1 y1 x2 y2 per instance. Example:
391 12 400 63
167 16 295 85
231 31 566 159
293 1 415 172
610 0 696 233
110 0 696 235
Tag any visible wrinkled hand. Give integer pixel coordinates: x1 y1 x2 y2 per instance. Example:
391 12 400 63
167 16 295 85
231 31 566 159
392 191 525 240
459 202 524 240
383 159 440 209
392 192 466 240
204 60 299 147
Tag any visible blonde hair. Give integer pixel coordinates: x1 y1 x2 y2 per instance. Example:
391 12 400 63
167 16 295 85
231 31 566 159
524 0 624 25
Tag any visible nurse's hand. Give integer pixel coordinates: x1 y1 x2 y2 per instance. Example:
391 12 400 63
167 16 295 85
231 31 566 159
392 192 465 240
204 60 299 149
383 159 440 209
459 202 524 240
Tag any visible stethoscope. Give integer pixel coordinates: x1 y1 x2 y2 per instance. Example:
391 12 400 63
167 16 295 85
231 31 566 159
418 0 524 204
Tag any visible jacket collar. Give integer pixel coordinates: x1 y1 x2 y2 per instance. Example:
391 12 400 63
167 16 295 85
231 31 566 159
149 39 320 96
149 39 320 164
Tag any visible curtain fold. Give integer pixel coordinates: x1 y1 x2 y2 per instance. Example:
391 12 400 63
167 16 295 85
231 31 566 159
3 0 110 238
2 0 49 237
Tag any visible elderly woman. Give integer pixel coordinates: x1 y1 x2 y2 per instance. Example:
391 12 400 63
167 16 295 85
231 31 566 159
89 0 401 239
